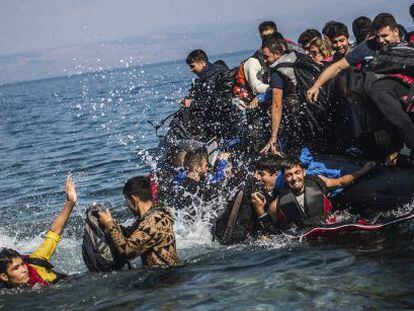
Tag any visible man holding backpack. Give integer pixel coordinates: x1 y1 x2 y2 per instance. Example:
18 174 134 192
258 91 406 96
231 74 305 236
97 176 182 268
260 35 329 155
307 13 414 165
0 176 76 288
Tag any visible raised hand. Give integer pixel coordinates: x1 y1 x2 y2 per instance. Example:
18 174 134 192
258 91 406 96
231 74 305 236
65 175 77 204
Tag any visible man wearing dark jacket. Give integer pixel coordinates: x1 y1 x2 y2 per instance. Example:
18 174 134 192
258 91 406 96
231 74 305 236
181 49 236 141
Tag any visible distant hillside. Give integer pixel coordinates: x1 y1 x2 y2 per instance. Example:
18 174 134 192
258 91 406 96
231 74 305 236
1 2 411 85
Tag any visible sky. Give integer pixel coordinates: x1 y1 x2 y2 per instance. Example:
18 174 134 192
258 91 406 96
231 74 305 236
2 0 412 56
0 0 413 83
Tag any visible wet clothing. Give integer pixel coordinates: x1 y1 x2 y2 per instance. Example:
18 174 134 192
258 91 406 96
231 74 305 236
269 52 328 153
277 176 332 229
25 230 61 286
105 206 181 267
367 78 414 148
187 61 238 140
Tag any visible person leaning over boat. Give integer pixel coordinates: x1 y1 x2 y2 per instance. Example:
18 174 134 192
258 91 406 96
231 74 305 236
97 176 182 267
251 156 376 231
0 176 77 288
258 35 324 155
307 13 414 166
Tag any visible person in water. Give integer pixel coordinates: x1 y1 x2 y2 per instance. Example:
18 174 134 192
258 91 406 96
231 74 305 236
97 176 181 267
251 156 376 230
307 13 414 166
181 49 237 140
0 176 77 288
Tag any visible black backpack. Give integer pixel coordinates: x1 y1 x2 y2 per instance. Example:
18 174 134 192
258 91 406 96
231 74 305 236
370 44 414 76
212 190 258 245
82 204 130 272
272 52 334 147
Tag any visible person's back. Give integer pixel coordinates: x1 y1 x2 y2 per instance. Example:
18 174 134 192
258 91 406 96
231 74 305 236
98 176 181 267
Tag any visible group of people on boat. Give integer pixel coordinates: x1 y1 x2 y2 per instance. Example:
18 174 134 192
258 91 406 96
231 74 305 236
2 6 414 290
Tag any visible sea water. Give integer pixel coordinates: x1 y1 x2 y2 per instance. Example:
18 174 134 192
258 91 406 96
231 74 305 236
1 51 414 310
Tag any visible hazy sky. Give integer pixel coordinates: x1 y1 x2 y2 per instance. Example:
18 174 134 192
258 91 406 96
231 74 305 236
1 0 413 56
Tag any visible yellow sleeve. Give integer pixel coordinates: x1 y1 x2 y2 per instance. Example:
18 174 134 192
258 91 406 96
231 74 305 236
30 230 61 261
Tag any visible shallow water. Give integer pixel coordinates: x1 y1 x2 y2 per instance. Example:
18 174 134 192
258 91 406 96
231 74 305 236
1 51 414 310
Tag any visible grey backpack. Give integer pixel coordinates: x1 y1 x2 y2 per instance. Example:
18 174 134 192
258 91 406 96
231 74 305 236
82 204 130 272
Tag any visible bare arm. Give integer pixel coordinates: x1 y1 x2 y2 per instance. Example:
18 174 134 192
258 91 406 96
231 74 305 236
49 175 77 235
260 88 283 154
318 162 376 189
307 58 351 103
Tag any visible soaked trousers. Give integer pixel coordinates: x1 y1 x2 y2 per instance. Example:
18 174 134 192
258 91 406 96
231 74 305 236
367 78 414 149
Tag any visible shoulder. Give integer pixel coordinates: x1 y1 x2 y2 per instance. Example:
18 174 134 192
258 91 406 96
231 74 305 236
307 175 327 191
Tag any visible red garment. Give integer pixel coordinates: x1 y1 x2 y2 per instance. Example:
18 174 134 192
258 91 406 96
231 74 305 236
25 263 50 288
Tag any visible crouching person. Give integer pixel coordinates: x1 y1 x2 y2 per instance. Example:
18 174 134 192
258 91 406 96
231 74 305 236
0 176 77 288
97 176 182 267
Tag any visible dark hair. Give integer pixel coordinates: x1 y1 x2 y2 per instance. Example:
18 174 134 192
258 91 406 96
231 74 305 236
398 24 408 41
325 22 349 40
280 156 305 174
123 176 153 202
186 49 208 64
258 21 277 34
0 248 21 274
167 144 191 167
322 20 336 36
256 154 282 175
352 16 373 44
410 3 414 19
298 29 322 47
261 35 287 54
372 13 397 31
183 148 208 171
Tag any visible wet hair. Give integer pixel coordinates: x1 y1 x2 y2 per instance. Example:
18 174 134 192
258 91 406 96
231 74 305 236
372 13 398 31
261 35 287 54
298 29 322 47
186 49 208 65
325 22 349 41
258 21 278 34
167 144 191 167
123 176 153 202
183 148 208 172
280 156 305 174
352 16 373 44
255 154 282 175
309 37 333 59
0 248 21 274
398 24 408 41
410 3 414 19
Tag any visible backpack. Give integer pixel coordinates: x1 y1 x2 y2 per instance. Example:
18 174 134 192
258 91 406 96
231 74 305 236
82 204 130 272
272 52 334 144
212 190 258 245
369 44 414 76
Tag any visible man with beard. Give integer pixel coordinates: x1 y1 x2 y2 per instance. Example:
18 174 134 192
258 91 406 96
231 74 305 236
251 156 375 229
